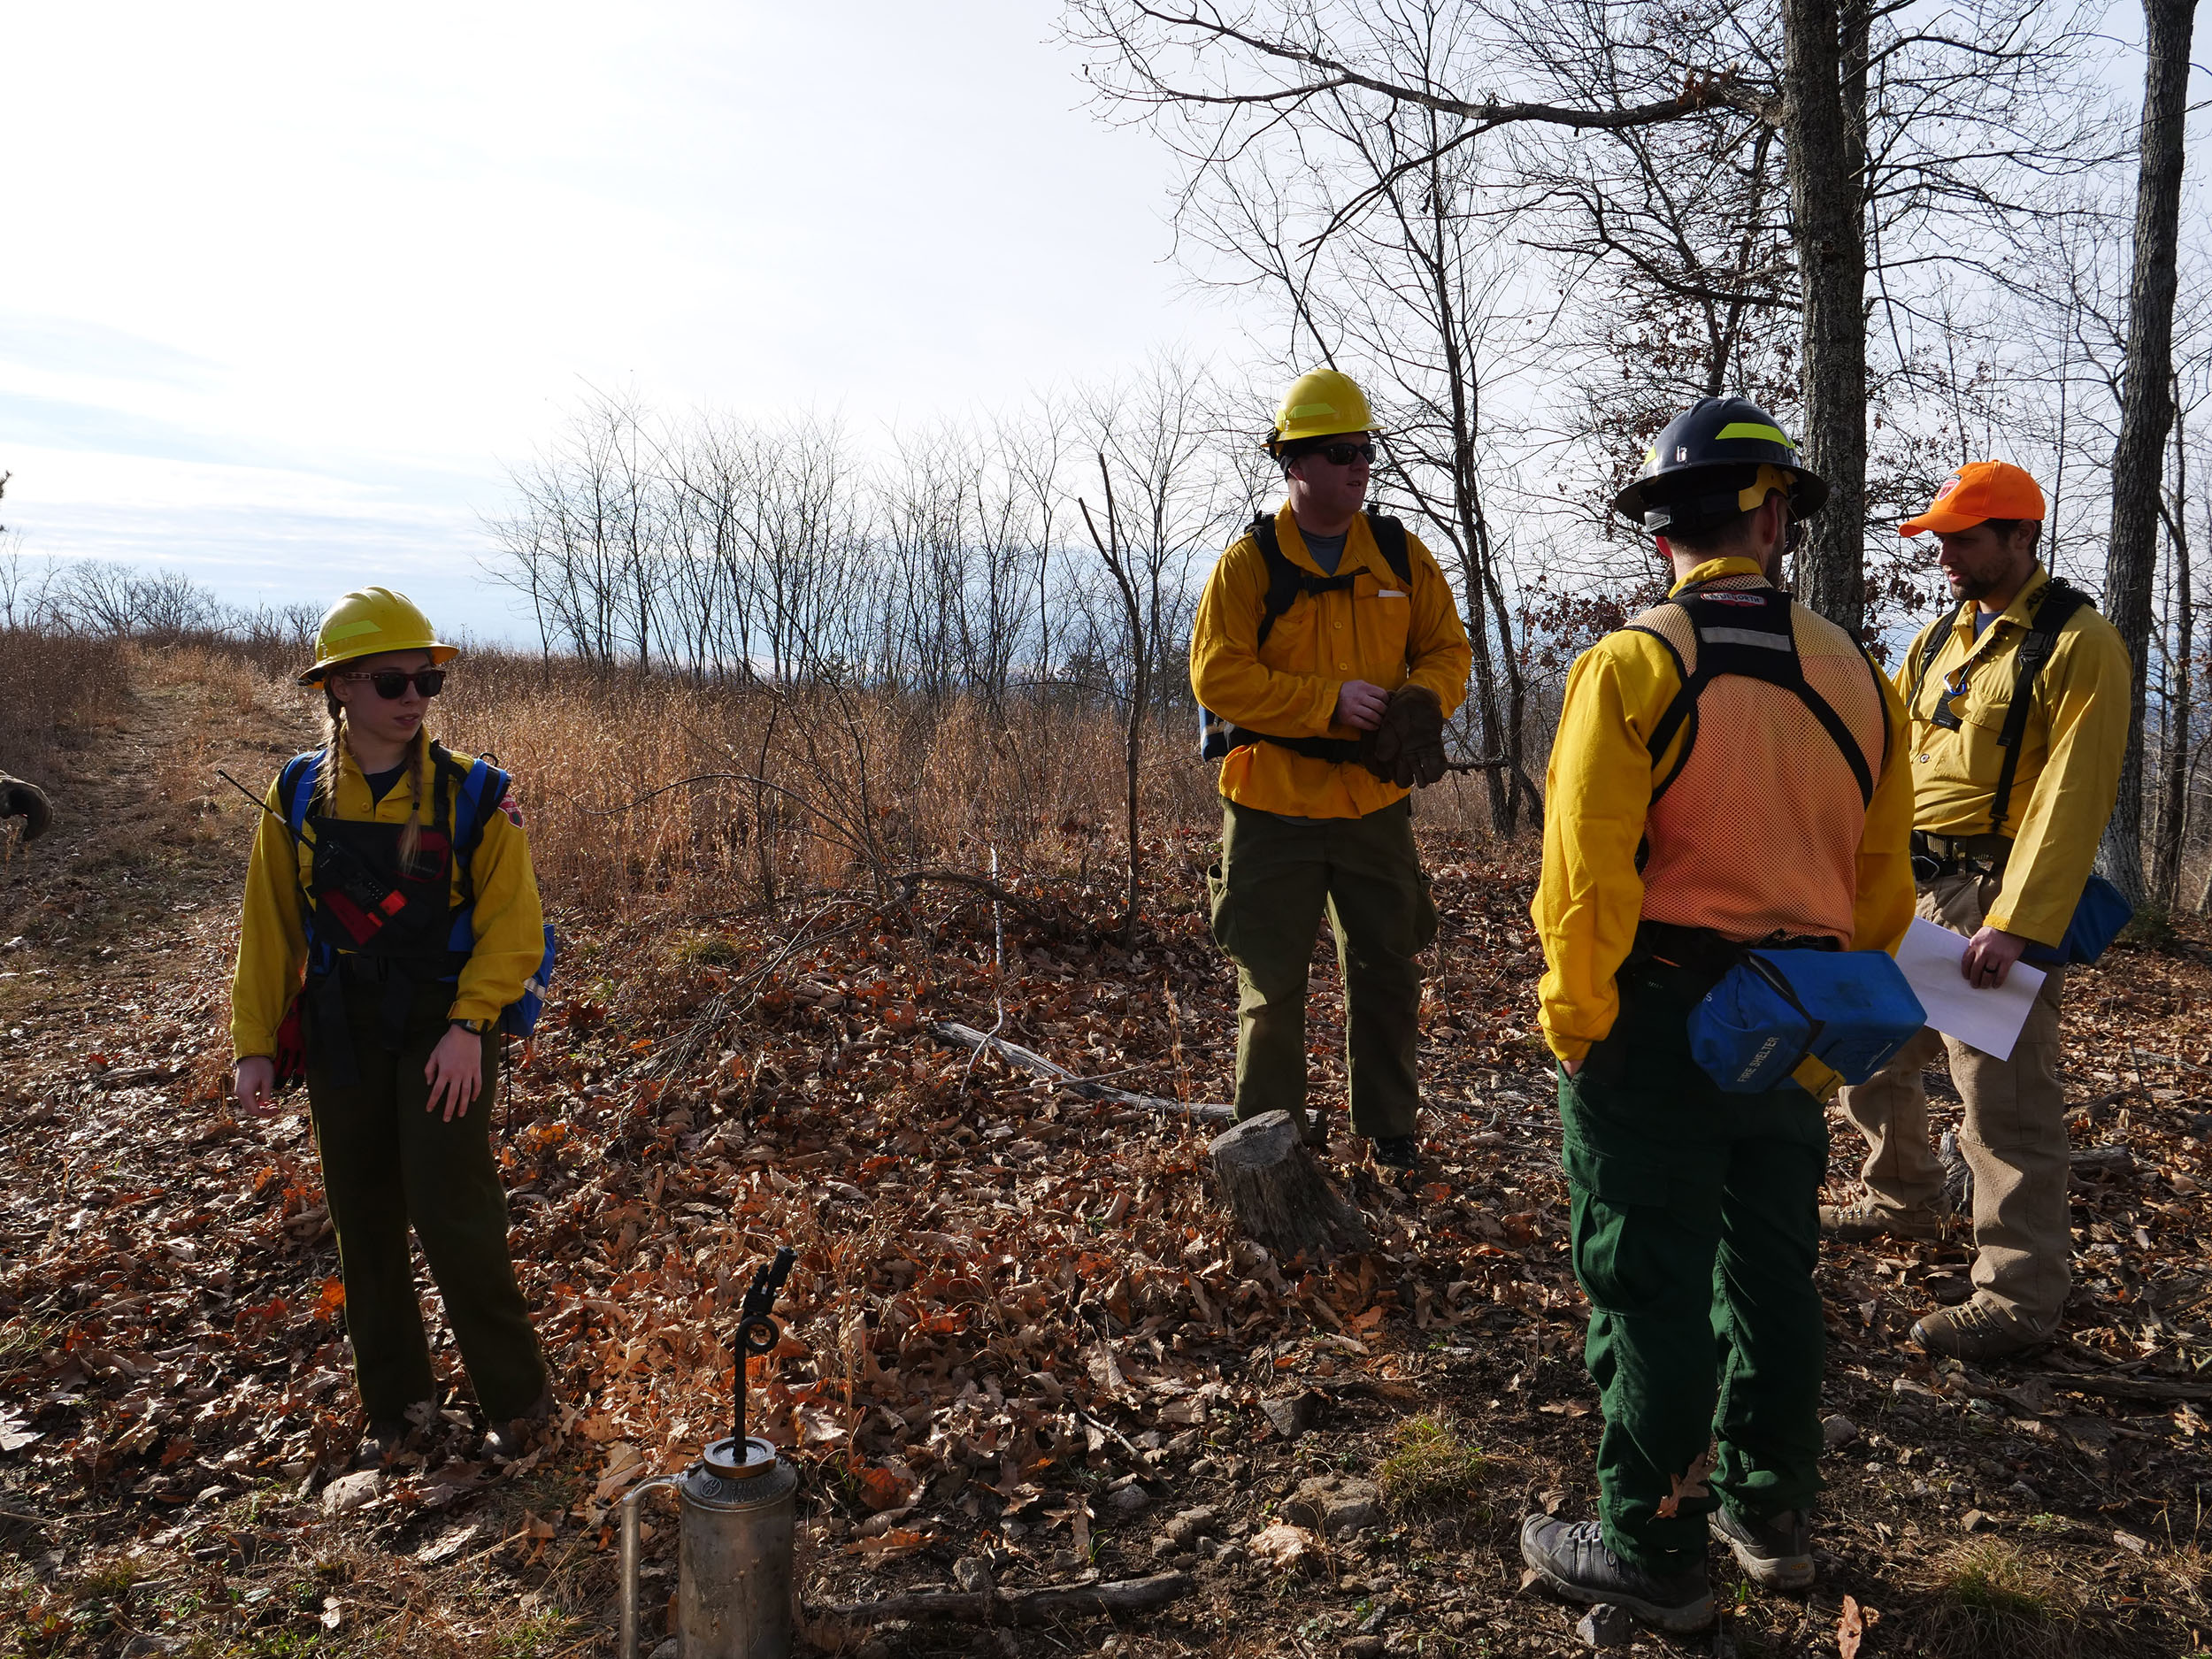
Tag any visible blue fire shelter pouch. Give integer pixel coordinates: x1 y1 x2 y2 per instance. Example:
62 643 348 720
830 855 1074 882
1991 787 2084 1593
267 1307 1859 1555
1689 947 1927 1096
2020 872 2131 968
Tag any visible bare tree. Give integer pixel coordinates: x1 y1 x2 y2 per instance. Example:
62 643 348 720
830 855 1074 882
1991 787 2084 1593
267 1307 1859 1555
1078 359 1233 940
2098 0 2201 908
1064 0 2110 634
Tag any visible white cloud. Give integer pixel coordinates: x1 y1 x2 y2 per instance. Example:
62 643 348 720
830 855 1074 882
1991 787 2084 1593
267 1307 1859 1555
0 0 1239 640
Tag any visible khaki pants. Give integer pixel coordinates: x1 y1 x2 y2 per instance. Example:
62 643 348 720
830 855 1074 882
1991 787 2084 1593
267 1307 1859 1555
1833 869 2072 1333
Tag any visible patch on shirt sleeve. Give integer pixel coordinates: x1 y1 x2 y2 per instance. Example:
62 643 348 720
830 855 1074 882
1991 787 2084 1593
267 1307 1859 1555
497 789 525 828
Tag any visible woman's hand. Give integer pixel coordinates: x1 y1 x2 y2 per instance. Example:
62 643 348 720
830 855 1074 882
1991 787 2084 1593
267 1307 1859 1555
425 1025 485 1122
235 1056 280 1118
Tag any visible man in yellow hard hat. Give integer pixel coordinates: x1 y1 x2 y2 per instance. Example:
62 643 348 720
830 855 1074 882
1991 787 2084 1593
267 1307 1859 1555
1826 462 2131 1361
1189 369 1471 1168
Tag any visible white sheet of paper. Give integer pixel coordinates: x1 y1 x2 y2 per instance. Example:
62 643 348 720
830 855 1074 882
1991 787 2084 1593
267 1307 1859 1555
1895 916 2047 1062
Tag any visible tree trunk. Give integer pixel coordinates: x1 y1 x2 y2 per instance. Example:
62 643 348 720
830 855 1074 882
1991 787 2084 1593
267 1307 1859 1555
2150 405 2193 909
2101 0 2200 909
1209 1111 1371 1263
1781 0 1871 633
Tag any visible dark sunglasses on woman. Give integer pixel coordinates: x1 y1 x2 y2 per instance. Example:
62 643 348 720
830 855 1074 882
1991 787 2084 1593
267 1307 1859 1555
343 668 447 700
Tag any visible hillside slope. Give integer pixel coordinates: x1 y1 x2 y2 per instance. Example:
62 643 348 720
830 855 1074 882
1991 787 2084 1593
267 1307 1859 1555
2 647 2208 1658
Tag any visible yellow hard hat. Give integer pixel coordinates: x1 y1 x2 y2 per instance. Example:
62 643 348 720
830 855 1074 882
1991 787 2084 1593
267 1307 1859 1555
299 587 457 686
1268 369 1375 451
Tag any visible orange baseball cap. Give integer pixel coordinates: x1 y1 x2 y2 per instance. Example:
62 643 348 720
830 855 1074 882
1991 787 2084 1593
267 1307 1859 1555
1900 460 2047 537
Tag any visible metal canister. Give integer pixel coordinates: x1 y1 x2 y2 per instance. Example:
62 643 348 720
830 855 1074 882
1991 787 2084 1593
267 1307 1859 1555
621 1435 796 1659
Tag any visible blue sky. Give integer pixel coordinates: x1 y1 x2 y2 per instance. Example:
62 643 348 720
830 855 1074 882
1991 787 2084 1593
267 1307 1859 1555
0 2 1240 641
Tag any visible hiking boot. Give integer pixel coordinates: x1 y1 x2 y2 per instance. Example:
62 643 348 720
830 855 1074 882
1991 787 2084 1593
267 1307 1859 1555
1518 1513 1713 1633
351 1417 412 1470
1372 1135 1421 1171
1710 1505 1815 1590
484 1386 554 1464
1818 1197 1941 1242
1911 1296 2047 1362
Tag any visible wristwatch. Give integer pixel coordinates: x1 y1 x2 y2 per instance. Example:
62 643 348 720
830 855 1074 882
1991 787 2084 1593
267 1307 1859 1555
449 1018 492 1036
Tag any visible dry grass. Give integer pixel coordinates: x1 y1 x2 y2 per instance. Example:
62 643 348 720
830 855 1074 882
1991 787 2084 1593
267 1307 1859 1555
1376 1410 1490 1514
1907 1539 2082 1659
52 632 1511 924
361 649 1509 918
0 626 126 786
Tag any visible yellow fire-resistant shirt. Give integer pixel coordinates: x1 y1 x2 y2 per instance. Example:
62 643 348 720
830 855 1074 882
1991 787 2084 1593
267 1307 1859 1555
1899 564 2131 948
229 736 547 1059
1188 504 1473 819
1532 557 1917 1065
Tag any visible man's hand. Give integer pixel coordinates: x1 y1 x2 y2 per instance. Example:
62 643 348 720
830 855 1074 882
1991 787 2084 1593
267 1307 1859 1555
235 1056 280 1118
1960 925 2030 989
1560 1056 1582 1079
1335 680 1390 732
1360 685 1447 787
425 1025 485 1122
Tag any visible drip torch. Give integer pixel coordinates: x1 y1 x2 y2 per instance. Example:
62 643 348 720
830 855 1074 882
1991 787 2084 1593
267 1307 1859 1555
621 1246 799 1659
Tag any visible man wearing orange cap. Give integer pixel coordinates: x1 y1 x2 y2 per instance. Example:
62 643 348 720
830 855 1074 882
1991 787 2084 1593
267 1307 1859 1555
1826 461 2130 1360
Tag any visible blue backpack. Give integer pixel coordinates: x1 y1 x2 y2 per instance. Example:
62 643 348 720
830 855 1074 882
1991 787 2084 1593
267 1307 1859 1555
280 745 556 1040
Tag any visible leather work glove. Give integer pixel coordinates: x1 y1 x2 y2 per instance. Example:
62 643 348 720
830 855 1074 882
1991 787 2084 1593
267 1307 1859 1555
1360 685 1448 788
1 774 52 842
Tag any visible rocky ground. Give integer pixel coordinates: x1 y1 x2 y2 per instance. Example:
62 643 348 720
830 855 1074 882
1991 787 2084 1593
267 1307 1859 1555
1 649 2208 1658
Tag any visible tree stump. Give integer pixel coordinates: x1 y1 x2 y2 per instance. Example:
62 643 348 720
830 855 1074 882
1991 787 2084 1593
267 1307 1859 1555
1209 1110 1371 1261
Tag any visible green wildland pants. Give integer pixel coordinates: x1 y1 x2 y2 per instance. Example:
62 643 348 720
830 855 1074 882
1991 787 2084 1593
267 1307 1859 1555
1207 797 1437 1141
1558 954 1828 1572
305 968 547 1422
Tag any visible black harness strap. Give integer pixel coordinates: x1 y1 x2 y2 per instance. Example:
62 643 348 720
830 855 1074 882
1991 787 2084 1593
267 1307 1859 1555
1904 578 2092 838
1991 581 2089 836
1225 511 1417 764
1629 588 1878 810
294 742 477 1086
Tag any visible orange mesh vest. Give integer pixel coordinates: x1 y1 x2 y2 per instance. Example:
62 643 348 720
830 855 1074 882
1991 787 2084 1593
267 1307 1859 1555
1628 581 1890 944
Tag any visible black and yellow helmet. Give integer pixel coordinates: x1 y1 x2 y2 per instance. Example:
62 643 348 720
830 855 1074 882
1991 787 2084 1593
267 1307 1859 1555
1611 397 1828 535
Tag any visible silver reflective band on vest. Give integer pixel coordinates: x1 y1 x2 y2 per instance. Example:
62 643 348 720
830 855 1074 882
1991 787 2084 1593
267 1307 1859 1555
1698 627 1793 651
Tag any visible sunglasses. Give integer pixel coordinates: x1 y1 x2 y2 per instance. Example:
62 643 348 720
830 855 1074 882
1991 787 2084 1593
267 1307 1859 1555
342 668 446 700
1308 442 1376 467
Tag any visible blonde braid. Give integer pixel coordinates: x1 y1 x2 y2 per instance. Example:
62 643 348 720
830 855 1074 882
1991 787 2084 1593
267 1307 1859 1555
399 727 426 864
318 692 347 810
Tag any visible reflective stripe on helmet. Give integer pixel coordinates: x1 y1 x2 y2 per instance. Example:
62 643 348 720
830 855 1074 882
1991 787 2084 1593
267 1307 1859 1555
1716 421 1795 447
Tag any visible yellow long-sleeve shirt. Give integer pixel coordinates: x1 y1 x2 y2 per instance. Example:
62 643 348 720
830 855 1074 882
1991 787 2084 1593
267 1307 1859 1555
1899 565 2131 947
1188 504 1473 819
230 737 546 1059
1532 558 1916 1064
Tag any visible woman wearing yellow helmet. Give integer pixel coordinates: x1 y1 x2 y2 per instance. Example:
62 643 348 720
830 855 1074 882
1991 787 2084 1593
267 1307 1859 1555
229 588 552 1466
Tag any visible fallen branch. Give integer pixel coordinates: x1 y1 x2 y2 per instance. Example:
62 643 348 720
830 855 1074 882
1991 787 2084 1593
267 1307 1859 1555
929 1023 1233 1125
892 869 1085 939
2029 1370 2212 1403
816 1570 1194 1626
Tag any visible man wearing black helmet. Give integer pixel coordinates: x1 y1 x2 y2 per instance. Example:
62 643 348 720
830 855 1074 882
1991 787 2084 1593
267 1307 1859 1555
1520 399 1915 1632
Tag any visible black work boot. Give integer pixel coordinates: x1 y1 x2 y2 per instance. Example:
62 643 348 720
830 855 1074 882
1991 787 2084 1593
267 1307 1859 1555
1710 1505 1815 1589
1519 1513 1713 1632
1372 1135 1421 1171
